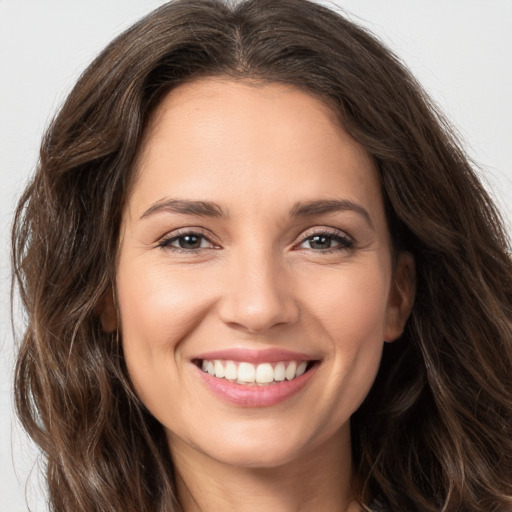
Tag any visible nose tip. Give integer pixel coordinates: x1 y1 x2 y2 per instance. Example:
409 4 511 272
223 296 299 334
217 262 300 333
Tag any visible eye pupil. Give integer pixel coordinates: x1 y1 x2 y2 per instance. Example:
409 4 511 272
179 235 201 249
309 235 331 249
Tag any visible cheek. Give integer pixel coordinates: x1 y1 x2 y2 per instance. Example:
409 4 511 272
299 263 389 410
303 262 390 343
117 259 213 340
115 259 216 393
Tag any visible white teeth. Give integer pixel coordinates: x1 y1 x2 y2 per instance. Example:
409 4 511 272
255 363 274 384
274 362 286 381
225 360 238 380
237 362 256 383
199 359 312 384
285 361 297 380
296 361 307 377
214 360 225 378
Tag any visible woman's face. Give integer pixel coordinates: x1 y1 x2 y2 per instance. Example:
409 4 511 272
111 78 414 469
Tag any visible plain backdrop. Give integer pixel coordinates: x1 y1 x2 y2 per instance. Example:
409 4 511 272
1 1 511 510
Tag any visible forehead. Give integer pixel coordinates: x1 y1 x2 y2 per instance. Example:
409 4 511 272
129 78 383 222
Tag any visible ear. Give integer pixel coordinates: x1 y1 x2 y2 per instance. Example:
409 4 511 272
96 288 118 333
384 252 415 342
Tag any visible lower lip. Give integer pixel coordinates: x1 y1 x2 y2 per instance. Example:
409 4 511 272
195 363 318 407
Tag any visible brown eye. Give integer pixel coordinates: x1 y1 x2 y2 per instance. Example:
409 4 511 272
158 232 215 251
176 234 203 249
308 235 334 250
299 232 353 251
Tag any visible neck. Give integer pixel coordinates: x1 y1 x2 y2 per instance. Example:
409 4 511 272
169 429 362 512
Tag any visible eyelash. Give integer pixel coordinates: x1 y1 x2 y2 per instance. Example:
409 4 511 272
156 228 354 254
156 229 218 253
296 229 354 253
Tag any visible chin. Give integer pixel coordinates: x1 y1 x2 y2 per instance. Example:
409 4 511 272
205 439 308 469
169 415 346 471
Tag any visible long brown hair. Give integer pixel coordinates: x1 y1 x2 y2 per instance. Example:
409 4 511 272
12 0 512 510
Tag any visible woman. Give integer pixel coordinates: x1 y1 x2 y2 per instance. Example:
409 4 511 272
12 0 512 511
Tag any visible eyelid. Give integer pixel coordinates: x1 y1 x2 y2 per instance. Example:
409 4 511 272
156 227 220 250
298 226 353 241
154 225 353 252
294 226 354 251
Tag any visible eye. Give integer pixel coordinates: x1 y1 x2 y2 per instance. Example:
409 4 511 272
298 231 353 252
157 231 216 251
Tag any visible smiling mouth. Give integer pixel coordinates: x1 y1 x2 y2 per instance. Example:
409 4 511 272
193 359 317 385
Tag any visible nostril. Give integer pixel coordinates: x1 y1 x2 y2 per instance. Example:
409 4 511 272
216 276 300 333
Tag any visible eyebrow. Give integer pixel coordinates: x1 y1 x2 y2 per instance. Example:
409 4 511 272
289 199 374 228
140 197 373 228
140 199 227 220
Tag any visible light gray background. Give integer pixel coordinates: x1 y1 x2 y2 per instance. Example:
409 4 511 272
1 1 511 510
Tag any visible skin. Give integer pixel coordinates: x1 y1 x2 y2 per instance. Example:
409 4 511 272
103 78 415 512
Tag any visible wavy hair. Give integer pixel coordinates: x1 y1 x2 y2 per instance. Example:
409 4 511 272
12 0 512 510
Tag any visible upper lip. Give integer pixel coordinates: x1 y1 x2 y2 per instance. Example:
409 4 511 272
193 347 317 364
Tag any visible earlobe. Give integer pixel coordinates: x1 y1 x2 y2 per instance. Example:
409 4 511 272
96 288 118 333
384 252 415 342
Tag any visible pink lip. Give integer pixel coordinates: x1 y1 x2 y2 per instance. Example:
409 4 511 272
193 347 315 364
194 361 319 408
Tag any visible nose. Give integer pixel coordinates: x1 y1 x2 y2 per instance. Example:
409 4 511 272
217 248 300 334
